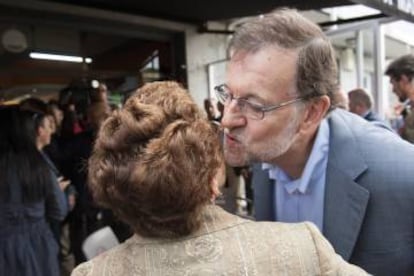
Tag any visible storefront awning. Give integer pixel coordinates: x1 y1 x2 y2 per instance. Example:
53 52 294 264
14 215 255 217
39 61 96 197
351 0 414 23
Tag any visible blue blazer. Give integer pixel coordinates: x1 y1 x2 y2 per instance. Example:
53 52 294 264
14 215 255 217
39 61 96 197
252 109 414 276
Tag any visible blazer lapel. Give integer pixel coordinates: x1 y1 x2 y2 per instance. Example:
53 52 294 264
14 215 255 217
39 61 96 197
323 110 370 260
252 163 275 221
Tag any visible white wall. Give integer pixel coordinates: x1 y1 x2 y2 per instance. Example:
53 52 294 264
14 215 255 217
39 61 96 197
185 27 228 107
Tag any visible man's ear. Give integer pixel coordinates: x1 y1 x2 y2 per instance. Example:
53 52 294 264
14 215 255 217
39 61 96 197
398 75 413 93
300 95 330 133
400 74 409 84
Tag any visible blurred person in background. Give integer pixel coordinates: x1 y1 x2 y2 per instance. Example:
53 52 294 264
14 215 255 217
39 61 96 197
33 110 77 276
32 109 67 236
67 98 128 264
72 81 367 276
61 102 83 139
49 100 64 131
44 100 65 171
21 99 73 212
21 97 76 274
91 83 109 105
347 88 385 123
203 98 216 121
0 107 67 276
385 54 414 142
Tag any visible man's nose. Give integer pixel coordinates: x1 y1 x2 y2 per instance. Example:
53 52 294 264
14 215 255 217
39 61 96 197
221 102 246 129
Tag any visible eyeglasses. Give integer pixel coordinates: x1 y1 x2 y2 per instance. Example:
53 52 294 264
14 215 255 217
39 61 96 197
214 84 311 120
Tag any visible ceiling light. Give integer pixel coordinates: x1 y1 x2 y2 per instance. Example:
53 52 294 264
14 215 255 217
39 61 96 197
29 52 92 63
91 80 99 88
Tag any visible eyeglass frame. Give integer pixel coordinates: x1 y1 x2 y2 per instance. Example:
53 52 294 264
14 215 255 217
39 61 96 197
214 84 318 120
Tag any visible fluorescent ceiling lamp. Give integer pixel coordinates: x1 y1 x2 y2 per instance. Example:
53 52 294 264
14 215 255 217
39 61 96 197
29 52 92 63
91 80 99 88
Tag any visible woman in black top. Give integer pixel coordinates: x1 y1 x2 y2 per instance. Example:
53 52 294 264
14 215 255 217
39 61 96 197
0 107 67 276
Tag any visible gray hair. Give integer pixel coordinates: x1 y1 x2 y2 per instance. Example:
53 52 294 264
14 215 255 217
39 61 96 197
229 8 339 109
348 88 372 109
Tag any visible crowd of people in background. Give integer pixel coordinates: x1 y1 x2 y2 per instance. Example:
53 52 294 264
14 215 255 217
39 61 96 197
0 82 131 276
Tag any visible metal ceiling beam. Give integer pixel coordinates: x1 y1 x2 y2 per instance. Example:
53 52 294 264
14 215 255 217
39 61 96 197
324 16 396 37
351 0 414 24
0 0 195 32
0 14 172 42
319 13 387 27
199 13 392 35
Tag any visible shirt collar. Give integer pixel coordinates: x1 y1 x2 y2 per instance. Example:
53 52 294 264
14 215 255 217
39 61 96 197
262 119 329 194
362 110 371 118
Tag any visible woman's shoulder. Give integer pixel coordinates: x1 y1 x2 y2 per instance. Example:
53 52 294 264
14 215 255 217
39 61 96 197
241 221 368 275
71 241 127 276
71 236 142 276
241 219 316 240
71 261 93 276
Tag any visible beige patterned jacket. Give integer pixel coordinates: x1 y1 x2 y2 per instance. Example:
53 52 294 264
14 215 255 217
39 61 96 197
72 205 368 276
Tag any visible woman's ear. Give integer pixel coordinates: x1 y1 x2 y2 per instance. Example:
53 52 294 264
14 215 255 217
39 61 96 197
210 177 222 202
36 126 43 138
210 164 225 202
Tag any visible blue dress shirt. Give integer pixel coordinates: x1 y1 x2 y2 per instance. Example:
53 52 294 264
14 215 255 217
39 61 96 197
262 119 330 231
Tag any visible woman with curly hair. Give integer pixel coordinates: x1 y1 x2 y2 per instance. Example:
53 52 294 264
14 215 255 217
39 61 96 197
72 81 367 275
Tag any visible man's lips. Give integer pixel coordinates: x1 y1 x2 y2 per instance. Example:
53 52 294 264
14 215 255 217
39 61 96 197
225 133 240 146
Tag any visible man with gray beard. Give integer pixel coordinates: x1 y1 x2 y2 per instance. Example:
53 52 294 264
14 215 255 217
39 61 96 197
217 8 414 276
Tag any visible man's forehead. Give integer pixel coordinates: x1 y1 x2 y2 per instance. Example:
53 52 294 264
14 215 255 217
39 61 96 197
228 48 298 79
230 47 297 62
225 48 298 99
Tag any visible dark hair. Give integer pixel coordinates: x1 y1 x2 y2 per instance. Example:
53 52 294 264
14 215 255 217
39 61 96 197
48 99 60 107
20 97 48 114
47 100 61 116
60 107 78 138
20 97 48 130
0 107 52 202
385 54 414 81
88 81 224 238
32 111 48 132
229 8 339 110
